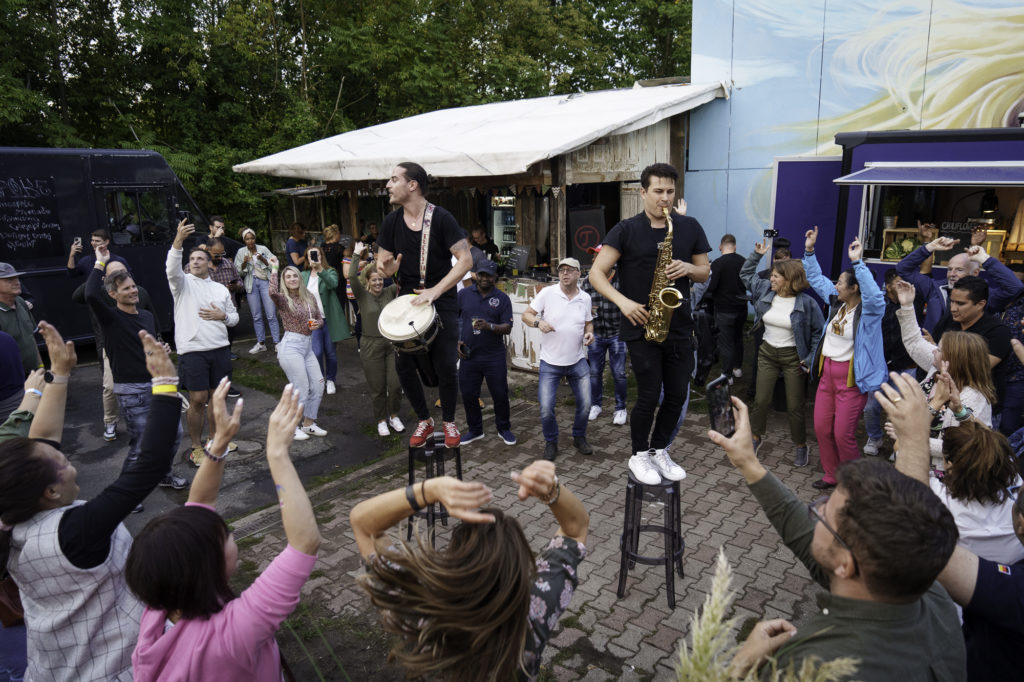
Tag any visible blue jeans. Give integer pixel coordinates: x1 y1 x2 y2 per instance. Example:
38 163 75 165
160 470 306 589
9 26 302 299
247 276 280 344
459 353 511 433
115 384 182 476
277 332 323 420
311 325 337 382
588 335 627 411
1000 379 1024 437
538 358 591 442
863 391 884 440
0 621 26 682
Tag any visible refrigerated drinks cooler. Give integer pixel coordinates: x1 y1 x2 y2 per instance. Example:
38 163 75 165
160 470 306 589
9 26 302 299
491 196 517 254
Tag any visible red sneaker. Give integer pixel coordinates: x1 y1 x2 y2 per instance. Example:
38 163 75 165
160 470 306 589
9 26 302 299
442 421 460 448
409 419 434 447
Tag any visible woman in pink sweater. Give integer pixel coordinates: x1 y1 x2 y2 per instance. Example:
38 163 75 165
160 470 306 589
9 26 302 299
125 380 321 681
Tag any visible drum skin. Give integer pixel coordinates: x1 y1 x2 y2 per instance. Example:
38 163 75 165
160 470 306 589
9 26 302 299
378 294 439 352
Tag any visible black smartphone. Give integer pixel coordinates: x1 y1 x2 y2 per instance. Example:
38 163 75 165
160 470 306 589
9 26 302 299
706 375 736 437
310 250 320 263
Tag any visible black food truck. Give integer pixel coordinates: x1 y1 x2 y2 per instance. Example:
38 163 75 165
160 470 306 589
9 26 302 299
0 147 208 344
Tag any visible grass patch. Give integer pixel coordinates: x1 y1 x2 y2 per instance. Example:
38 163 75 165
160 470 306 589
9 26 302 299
235 534 264 551
229 356 290 395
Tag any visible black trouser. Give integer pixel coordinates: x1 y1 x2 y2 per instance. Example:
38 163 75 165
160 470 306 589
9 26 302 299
395 309 459 422
627 337 694 453
714 309 747 374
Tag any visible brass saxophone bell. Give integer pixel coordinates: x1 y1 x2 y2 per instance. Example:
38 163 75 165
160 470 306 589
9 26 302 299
659 286 683 309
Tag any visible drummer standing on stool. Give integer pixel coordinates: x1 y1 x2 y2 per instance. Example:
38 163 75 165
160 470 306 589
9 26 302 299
377 162 473 448
589 162 710 485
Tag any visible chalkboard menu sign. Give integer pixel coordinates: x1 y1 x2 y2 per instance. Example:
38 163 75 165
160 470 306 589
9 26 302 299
508 245 531 273
0 176 64 261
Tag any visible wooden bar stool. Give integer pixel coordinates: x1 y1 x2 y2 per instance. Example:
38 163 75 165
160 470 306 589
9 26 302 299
616 471 685 608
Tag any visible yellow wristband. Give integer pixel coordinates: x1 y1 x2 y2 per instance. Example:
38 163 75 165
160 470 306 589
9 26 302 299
152 384 179 394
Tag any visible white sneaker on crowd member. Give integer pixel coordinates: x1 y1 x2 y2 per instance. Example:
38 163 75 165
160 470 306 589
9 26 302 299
388 415 405 432
293 427 310 441
103 422 117 441
863 437 883 456
301 423 328 437
377 421 390 437
613 409 627 425
326 380 337 395
248 342 266 355
628 450 662 485
732 368 743 379
588 405 603 421
651 448 686 481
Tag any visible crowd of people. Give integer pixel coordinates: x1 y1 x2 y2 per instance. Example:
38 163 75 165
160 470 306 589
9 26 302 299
2 159 1024 680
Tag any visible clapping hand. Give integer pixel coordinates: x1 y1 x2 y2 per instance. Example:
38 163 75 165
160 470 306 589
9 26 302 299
209 377 243 449
38 321 77 375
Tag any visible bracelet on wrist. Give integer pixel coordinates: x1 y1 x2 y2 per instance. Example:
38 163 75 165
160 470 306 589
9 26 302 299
151 375 179 386
25 388 42 398
927 404 943 419
204 439 228 462
152 384 179 394
405 484 423 513
954 405 972 421
538 475 561 505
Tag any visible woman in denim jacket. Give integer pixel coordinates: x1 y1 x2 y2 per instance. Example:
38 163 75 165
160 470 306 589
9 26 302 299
742 241 824 467
803 228 887 489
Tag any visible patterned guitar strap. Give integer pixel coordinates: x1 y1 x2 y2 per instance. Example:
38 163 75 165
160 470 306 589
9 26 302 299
418 203 436 290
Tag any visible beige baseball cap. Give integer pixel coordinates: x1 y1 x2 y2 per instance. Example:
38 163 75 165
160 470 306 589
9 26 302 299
558 257 581 271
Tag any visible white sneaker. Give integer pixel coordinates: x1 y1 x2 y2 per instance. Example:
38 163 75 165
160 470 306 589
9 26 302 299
301 423 328 437
588 405 603 421
613 409 627 425
293 427 310 441
248 342 266 355
377 420 390 436
388 416 405 432
326 380 336 395
628 450 662 485
651 449 686 481
863 437 883 456
732 368 743 379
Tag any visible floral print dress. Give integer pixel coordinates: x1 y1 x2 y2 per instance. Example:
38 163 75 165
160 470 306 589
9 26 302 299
521 535 587 680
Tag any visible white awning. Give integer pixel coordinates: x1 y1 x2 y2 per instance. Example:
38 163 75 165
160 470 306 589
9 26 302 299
835 161 1024 186
233 82 728 181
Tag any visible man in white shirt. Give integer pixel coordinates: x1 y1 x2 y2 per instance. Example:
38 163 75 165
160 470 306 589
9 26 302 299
523 258 595 460
167 218 239 465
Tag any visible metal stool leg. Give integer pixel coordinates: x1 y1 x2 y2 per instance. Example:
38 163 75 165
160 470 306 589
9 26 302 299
616 479 636 598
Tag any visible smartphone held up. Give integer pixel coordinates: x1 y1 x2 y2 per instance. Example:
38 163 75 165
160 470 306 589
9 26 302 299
706 375 736 438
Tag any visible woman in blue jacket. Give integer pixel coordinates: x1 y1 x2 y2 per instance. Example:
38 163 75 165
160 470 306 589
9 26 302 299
301 247 351 395
804 228 887 489
741 241 824 467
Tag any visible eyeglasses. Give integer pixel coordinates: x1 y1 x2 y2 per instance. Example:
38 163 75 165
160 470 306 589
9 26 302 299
807 495 859 570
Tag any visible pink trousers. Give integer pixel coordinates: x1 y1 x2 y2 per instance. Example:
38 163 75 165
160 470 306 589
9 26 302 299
813 358 868 484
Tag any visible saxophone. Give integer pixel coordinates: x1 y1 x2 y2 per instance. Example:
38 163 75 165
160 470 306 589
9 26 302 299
643 206 683 343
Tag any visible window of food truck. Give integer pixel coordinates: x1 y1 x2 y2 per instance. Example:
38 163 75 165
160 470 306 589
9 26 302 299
104 189 174 245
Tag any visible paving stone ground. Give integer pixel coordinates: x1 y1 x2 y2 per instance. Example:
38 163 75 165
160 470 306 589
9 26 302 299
231 367 833 681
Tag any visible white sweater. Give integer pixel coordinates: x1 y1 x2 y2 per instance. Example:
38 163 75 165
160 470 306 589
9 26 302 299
166 247 239 354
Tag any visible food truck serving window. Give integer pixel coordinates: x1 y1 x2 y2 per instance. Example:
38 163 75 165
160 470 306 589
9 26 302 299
104 189 174 245
833 162 1024 266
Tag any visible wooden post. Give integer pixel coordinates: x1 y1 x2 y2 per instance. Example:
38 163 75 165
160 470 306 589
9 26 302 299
670 113 688 196
348 190 359 238
551 156 567 271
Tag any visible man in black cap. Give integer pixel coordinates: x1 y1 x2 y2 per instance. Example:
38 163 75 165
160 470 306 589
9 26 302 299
457 258 515 445
0 262 40 374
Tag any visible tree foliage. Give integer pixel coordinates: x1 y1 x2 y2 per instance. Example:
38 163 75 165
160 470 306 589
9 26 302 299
0 0 692 227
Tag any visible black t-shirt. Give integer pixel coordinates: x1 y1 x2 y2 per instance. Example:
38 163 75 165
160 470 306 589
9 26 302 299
602 212 711 341
706 252 747 311
378 205 467 314
962 557 1024 682
85 268 156 383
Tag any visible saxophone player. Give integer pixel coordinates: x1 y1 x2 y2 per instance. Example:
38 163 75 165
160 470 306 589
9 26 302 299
589 163 711 484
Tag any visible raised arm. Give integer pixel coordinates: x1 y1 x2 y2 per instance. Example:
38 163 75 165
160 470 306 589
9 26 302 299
166 218 194 293
511 460 588 545
968 245 1024 312
187 377 243 506
350 477 495 559
27 322 77 442
875 371 931 486
894 282 937 371
740 245 769 298
849 240 885 316
267 386 321 555
801 226 838 301
84 259 116 324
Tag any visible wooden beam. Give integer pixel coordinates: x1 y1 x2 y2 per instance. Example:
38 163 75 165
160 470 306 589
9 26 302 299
347 190 359 237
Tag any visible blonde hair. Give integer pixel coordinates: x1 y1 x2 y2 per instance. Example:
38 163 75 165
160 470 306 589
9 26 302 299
322 224 339 241
940 331 996 405
278 266 318 315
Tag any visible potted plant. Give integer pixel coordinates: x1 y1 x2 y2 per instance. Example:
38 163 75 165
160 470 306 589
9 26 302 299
882 194 902 230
